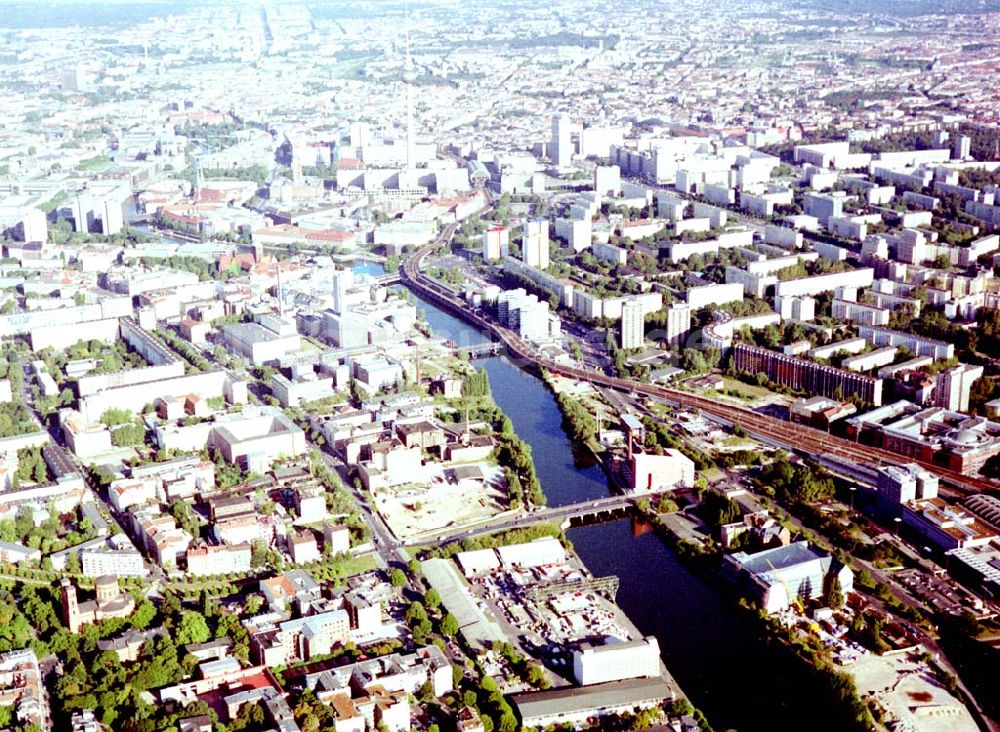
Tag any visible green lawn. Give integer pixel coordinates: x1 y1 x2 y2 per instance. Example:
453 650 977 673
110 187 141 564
719 376 777 401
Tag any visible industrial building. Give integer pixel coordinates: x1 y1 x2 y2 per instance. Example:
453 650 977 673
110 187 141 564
511 677 673 730
572 637 660 686
724 541 854 614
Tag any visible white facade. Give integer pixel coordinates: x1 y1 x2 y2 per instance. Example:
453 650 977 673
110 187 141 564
620 299 644 350
522 219 549 270
631 449 694 492
482 227 508 262
686 283 744 309
551 114 572 166
935 364 984 412
572 636 661 686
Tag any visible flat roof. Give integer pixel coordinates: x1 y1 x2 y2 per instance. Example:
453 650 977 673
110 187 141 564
511 677 671 720
735 541 825 576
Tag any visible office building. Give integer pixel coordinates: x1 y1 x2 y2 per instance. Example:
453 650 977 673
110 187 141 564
947 541 1000 598
620 299 645 350
221 322 301 366
551 114 572 166
594 165 621 196
935 364 984 412
522 218 550 270
482 226 508 262
252 609 351 666
875 464 939 509
903 498 996 551
572 637 660 686
331 268 352 315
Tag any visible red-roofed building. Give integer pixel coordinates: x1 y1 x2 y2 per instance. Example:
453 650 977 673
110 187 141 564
252 223 357 248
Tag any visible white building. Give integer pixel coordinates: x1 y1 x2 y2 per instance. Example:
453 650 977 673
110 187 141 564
876 464 939 507
482 226 508 262
572 636 661 686
935 364 984 412
664 303 692 349
630 449 694 492
594 165 622 196
522 218 549 270
620 299 645 350
686 283 744 309
186 543 252 576
551 114 572 166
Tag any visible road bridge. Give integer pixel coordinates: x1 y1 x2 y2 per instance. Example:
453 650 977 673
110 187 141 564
410 491 662 547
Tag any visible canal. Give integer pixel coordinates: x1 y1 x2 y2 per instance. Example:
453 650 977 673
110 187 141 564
408 288 831 732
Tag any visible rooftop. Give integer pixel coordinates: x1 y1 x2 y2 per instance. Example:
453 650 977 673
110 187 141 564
510 676 671 720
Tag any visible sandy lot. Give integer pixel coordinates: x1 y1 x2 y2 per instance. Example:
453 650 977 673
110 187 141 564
375 461 510 540
846 652 978 732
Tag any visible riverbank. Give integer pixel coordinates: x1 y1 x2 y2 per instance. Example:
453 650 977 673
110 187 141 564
407 287 854 731
635 504 877 731
541 360 879 730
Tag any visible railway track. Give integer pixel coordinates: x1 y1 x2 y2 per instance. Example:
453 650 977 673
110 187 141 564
403 242 999 500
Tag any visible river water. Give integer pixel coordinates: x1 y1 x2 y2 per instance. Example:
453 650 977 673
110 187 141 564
408 286 825 731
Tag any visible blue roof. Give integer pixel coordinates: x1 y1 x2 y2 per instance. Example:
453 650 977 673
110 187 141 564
736 542 826 576
621 414 644 431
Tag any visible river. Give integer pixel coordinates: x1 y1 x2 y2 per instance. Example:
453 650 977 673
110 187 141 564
407 287 834 731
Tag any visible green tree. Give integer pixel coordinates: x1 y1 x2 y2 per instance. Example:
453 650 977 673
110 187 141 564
175 611 211 645
425 588 441 611
824 574 844 609
131 600 157 630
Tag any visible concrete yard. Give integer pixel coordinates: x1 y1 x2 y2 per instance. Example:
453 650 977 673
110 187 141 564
375 461 510 540
846 652 978 732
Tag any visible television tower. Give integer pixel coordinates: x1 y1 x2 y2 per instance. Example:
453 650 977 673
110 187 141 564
403 0 416 171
